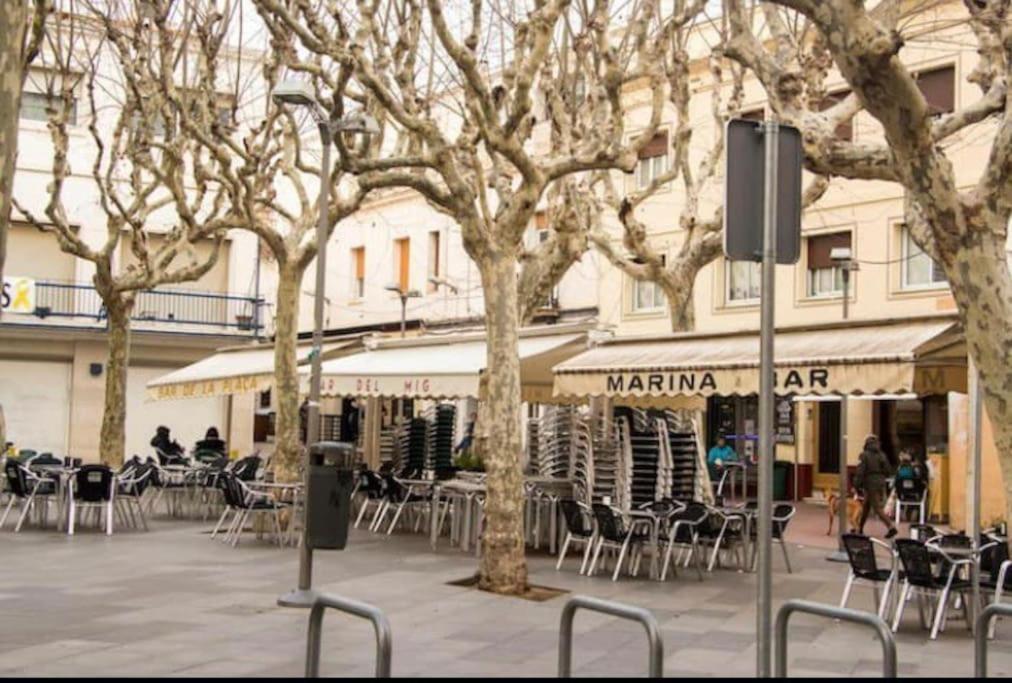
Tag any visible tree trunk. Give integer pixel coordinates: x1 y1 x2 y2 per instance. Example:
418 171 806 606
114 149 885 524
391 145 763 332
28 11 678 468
476 251 528 595
944 225 1012 528
662 277 695 333
272 261 303 483
98 294 133 467
0 0 28 296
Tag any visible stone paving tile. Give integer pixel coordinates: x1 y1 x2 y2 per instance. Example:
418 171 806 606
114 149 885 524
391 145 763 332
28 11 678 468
1 519 1010 677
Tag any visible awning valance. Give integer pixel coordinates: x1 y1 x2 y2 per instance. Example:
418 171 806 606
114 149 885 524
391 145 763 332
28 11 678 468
316 327 589 401
553 317 966 401
146 338 360 401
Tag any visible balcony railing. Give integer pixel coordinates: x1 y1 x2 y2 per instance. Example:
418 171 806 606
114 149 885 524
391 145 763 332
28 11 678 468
21 280 264 333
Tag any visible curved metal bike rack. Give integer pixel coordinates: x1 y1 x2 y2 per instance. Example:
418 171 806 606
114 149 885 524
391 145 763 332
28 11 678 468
975 602 1012 677
558 595 663 677
775 599 896 677
305 593 392 678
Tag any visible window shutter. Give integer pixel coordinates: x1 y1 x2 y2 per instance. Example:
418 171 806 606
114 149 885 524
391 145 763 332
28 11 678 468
638 130 668 159
915 66 955 115
807 232 851 270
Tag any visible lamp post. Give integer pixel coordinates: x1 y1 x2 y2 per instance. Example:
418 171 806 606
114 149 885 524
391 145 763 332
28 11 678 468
272 80 378 608
385 284 422 337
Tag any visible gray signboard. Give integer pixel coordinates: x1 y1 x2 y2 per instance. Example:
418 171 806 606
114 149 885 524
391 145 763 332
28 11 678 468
723 118 803 264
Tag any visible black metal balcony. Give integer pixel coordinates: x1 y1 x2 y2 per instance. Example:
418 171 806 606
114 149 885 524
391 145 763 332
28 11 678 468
25 280 264 333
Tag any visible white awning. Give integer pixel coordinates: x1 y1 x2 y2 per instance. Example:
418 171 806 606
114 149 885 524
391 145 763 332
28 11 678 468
316 327 589 401
146 338 360 401
553 317 966 401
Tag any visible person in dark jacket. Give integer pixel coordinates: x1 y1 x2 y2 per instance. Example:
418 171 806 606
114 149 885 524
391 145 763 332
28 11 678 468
195 426 226 455
855 434 898 538
150 425 185 464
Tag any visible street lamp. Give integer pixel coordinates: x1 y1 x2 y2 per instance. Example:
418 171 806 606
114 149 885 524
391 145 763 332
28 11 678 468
272 79 377 609
830 247 859 320
385 284 422 337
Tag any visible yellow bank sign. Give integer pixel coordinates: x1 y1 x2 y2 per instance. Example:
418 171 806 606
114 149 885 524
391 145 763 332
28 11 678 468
1 277 35 313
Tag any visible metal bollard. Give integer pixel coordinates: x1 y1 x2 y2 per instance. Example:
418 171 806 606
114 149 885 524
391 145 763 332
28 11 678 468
305 593 392 678
558 595 663 677
975 602 1012 677
775 599 896 677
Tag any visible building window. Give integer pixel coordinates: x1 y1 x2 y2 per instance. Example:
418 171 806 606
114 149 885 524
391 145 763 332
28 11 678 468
901 227 946 289
915 65 955 115
631 255 666 312
726 259 761 303
636 131 669 189
426 231 440 293
351 247 365 298
806 232 851 298
21 91 77 124
819 89 854 140
393 237 410 292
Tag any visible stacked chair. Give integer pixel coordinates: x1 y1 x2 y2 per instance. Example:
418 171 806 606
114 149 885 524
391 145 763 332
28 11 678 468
426 404 456 474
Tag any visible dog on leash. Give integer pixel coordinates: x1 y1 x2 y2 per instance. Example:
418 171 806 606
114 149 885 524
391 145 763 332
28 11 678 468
826 488 863 535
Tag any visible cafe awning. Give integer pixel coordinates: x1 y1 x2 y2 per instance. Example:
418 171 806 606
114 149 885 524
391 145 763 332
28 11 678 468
553 317 966 402
146 337 361 401
316 325 590 402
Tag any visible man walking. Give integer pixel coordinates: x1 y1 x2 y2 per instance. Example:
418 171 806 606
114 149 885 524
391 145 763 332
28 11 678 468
855 434 898 538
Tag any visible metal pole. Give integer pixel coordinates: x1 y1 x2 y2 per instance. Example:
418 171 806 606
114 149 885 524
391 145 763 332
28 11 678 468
969 358 982 630
558 595 663 678
279 122 330 608
756 119 779 678
400 294 407 338
832 396 849 559
841 266 850 320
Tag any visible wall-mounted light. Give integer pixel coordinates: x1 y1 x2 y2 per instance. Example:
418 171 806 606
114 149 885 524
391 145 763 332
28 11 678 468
89 363 103 377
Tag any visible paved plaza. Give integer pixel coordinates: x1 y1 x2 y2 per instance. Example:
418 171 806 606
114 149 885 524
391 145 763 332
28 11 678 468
2 515 1010 678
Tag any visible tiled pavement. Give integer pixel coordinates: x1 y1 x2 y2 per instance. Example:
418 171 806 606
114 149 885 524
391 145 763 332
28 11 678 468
1 514 1010 678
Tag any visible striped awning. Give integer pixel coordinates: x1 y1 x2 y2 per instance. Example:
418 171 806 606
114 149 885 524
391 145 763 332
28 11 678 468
553 317 966 401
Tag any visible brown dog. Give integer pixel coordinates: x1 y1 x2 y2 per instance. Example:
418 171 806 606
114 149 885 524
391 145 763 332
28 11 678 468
826 488 863 535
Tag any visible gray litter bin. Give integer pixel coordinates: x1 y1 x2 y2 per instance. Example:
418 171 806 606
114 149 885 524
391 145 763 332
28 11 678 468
306 441 356 550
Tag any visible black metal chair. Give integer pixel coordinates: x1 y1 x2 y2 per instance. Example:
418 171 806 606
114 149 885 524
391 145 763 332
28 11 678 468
353 469 387 529
587 503 652 581
892 537 972 639
746 503 796 573
894 476 927 525
116 462 154 531
980 538 1012 639
659 501 708 581
556 499 596 574
840 533 898 618
215 472 288 547
699 505 746 571
1 460 58 532
68 464 115 535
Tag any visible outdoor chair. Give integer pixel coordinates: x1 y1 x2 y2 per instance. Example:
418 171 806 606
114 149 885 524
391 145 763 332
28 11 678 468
840 533 899 618
353 469 387 529
214 472 288 547
377 475 430 535
895 477 927 525
909 523 938 542
68 464 115 535
27 453 61 468
699 506 746 572
658 501 708 581
145 459 191 517
116 462 154 531
587 503 652 581
556 499 596 574
1 459 58 532
892 537 972 639
979 538 1012 639
746 503 796 573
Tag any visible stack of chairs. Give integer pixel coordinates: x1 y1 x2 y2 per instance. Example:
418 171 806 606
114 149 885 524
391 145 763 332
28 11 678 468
426 404 456 474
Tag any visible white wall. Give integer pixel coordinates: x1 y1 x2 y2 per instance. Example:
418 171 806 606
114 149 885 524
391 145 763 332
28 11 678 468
0 359 72 456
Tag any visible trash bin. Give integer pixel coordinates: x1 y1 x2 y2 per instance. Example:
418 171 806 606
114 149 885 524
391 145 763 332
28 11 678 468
773 461 791 501
306 441 356 550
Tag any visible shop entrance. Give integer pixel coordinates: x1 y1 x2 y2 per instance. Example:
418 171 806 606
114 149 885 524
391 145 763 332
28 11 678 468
814 401 841 491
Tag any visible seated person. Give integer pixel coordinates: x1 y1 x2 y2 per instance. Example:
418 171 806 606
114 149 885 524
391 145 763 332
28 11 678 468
150 425 186 465
707 435 738 484
195 426 227 455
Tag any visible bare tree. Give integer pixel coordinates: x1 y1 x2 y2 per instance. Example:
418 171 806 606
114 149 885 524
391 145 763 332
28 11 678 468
0 0 49 295
14 3 234 466
724 0 1012 519
255 0 702 594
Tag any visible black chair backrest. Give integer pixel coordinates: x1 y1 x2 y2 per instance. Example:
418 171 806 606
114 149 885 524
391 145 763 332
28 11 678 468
895 538 937 588
560 499 591 537
773 503 794 537
122 463 154 496
669 502 707 542
233 455 261 481
382 475 408 502
591 503 626 543
75 465 113 502
4 460 30 497
842 534 881 580
30 453 61 467
896 475 925 500
909 524 937 542
987 540 1012 586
